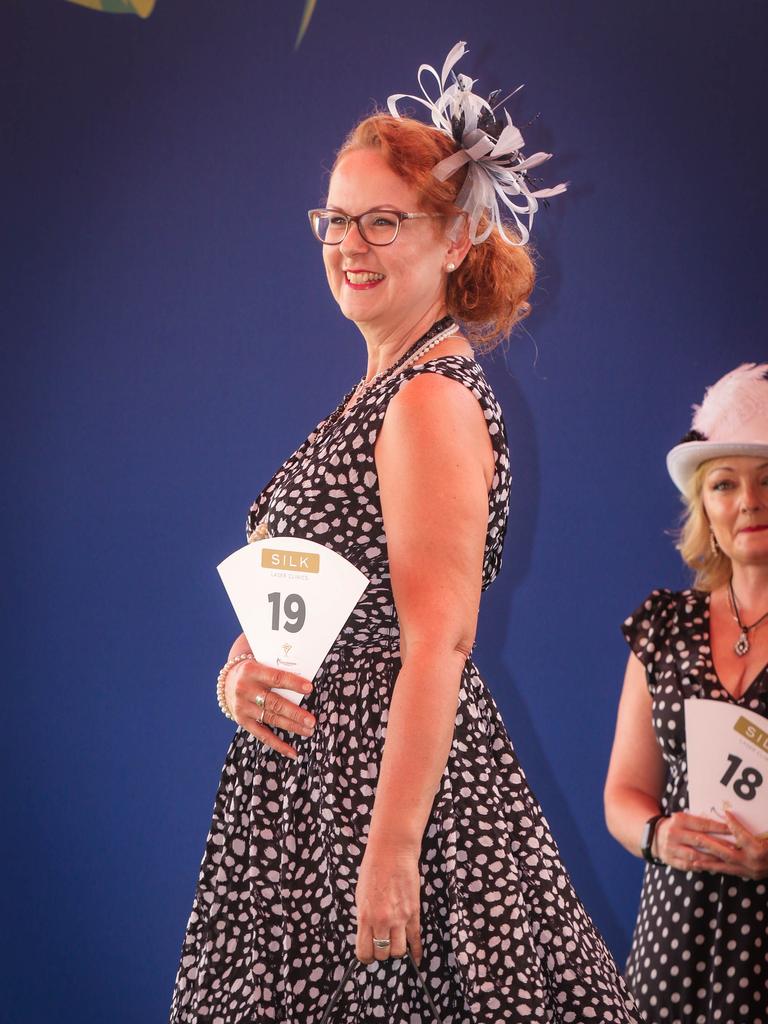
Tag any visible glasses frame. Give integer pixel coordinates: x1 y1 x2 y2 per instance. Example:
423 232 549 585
307 207 444 246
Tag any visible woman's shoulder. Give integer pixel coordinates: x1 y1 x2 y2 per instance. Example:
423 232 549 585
395 355 505 438
621 587 706 664
384 358 497 442
636 584 706 606
398 353 499 404
624 586 705 623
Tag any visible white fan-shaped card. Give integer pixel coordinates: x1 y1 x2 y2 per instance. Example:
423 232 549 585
685 699 768 838
217 537 369 705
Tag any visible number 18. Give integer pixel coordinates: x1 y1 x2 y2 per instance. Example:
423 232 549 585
719 754 763 801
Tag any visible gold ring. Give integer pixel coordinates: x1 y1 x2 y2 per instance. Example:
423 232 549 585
258 706 266 724
254 693 266 708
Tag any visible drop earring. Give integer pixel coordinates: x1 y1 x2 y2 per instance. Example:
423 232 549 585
709 529 720 556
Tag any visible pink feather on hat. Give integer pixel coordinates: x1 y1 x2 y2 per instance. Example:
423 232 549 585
692 363 768 439
666 362 768 492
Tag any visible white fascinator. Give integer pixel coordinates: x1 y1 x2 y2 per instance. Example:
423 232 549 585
388 41 567 246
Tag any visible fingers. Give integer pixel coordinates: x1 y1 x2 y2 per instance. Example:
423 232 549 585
355 926 373 965
724 809 756 845
689 853 735 874
227 658 312 708
656 812 733 868
390 925 407 960
238 693 317 756
679 812 730 833
236 697 316 745
255 691 316 736
694 834 742 859
656 825 707 873
227 661 317 752
654 811 768 878
406 918 422 966
373 932 392 963
243 721 300 760
262 663 314 697
355 922 416 964
723 811 768 878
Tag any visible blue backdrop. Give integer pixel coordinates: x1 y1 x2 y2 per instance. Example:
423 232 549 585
2 2 766 1020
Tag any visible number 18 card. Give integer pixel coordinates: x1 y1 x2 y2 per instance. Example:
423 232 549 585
685 698 768 838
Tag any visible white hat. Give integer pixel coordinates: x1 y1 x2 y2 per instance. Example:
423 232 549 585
666 363 768 493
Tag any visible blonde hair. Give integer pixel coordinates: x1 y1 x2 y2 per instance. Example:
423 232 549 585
332 114 536 349
676 461 731 591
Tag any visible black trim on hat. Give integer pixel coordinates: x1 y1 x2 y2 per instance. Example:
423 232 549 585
678 429 708 445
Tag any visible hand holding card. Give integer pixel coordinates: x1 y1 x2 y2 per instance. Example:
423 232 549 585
217 536 369 705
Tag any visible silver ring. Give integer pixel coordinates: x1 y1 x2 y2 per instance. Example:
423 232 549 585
258 706 266 725
372 938 391 949
254 693 267 708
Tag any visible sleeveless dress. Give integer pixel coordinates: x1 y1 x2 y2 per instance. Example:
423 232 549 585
622 588 768 1024
170 352 638 1024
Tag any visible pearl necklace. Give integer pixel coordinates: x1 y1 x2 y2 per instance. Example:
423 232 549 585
350 319 460 406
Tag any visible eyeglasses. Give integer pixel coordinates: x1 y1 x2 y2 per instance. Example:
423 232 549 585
307 207 444 246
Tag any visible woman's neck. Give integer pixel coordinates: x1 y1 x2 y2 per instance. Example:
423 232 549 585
728 561 768 619
357 303 448 382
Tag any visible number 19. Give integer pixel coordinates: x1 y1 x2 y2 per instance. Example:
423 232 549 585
267 592 306 633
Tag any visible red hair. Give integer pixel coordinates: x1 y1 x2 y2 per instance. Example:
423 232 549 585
333 114 536 349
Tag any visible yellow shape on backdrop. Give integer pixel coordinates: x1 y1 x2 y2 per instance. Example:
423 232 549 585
295 0 316 48
64 0 156 17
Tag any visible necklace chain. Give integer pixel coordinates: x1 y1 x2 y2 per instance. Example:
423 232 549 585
727 578 768 656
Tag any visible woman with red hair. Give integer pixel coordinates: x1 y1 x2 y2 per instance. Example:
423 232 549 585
170 44 638 1023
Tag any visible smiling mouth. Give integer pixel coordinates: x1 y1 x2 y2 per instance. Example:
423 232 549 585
344 271 385 285
741 525 768 533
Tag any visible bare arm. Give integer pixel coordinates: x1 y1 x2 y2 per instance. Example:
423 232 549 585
604 653 667 856
354 370 493 962
371 371 493 845
605 652 729 868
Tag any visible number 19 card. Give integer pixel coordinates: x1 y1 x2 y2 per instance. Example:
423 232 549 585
685 698 768 838
217 536 369 705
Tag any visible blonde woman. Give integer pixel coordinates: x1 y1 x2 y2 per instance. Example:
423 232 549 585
605 363 768 1024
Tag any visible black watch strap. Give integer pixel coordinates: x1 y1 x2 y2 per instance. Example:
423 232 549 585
641 813 667 864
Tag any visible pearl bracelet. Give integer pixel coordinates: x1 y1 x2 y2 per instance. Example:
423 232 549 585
216 652 255 720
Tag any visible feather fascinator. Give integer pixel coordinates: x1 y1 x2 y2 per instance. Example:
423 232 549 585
387 41 567 246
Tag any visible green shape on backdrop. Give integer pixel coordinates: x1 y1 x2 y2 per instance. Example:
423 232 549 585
63 1 317 40
64 0 156 17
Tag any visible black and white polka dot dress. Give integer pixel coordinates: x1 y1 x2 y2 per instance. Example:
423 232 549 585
622 588 768 1024
170 349 638 1023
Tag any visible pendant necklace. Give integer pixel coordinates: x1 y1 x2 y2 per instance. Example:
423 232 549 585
727 579 768 656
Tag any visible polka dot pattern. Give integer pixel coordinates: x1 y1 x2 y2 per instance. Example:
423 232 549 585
170 356 638 1023
622 588 768 1023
